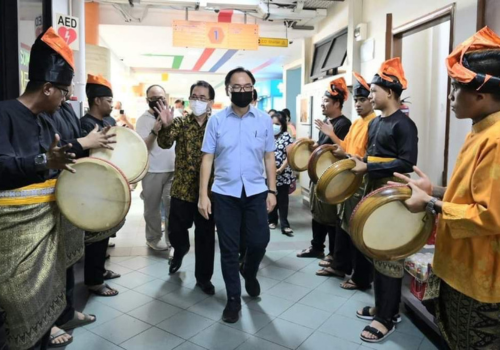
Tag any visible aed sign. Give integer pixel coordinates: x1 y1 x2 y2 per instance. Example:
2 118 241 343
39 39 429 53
56 13 79 51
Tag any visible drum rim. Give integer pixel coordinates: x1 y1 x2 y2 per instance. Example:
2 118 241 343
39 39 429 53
307 144 340 184
288 138 314 172
129 154 150 184
55 157 132 232
89 126 149 182
316 159 363 204
349 184 435 261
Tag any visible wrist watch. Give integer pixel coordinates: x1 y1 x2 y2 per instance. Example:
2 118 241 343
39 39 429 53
34 153 48 172
268 189 278 196
426 197 438 215
150 129 158 136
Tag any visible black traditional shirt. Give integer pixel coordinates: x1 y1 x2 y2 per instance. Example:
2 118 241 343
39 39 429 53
365 109 418 179
0 100 57 190
157 113 208 203
45 103 86 158
274 132 295 186
80 114 116 135
317 115 351 146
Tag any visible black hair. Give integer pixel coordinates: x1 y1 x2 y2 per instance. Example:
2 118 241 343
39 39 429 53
325 94 344 109
88 96 97 108
175 99 184 106
25 80 47 93
462 50 500 101
282 108 291 119
253 89 258 101
224 67 256 88
190 80 215 100
146 84 166 97
273 111 288 134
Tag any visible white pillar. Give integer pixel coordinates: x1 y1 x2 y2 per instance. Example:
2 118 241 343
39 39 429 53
71 0 86 106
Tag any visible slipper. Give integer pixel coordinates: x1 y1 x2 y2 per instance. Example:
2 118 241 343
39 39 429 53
282 228 294 237
103 270 121 280
269 223 277 229
60 312 97 331
108 242 116 248
88 283 119 297
341 279 371 291
360 324 395 343
49 328 73 348
316 267 345 278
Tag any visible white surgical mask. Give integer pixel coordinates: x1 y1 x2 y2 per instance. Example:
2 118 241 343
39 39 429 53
273 124 281 135
190 100 208 116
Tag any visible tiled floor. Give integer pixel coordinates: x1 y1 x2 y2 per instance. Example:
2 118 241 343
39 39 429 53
66 188 439 350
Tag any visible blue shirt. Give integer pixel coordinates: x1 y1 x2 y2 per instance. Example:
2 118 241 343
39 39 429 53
202 105 275 198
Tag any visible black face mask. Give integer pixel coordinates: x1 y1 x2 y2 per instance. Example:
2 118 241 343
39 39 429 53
148 100 160 116
231 91 253 108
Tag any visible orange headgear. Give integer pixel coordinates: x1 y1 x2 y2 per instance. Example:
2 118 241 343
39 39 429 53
325 77 348 102
446 26 500 92
352 72 370 97
86 74 113 98
371 57 407 95
28 27 74 86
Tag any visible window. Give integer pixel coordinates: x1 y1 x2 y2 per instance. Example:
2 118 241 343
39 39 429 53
310 28 348 81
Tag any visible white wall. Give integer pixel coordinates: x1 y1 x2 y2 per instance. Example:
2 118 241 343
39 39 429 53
402 21 449 186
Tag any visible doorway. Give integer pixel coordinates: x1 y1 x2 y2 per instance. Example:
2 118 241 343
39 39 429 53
386 4 455 186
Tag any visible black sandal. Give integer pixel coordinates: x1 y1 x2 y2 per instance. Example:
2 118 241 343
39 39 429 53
103 270 121 280
88 283 119 297
360 317 395 343
356 306 402 323
282 228 294 237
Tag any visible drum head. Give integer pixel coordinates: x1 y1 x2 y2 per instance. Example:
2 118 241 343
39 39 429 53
349 185 434 261
129 155 150 184
56 158 131 232
90 127 148 182
316 159 363 204
308 145 340 183
288 139 314 172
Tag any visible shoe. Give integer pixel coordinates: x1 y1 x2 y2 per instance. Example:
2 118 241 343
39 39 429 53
196 281 215 295
147 240 169 251
297 246 325 258
222 297 241 323
240 264 260 297
169 250 187 274
282 228 294 237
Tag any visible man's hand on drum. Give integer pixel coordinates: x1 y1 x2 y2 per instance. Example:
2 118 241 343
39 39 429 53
331 144 346 158
81 125 116 150
47 134 76 173
315 119 333 137
154 99 174 127
389 166 433 195
349 155 367 175
198 195 212 220
389 166 434 213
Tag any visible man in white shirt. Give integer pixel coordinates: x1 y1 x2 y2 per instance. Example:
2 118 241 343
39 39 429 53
136 85 176 250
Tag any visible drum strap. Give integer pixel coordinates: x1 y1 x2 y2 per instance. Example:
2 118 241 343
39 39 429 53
0 179 57 206
367 156 396 163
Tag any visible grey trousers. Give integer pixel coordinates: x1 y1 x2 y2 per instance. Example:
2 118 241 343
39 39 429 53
141 172 174 244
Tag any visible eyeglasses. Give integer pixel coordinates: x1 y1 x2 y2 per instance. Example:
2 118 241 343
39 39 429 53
229 85 253 93
148 97 166 103
54 85 69 98
189 96 210 102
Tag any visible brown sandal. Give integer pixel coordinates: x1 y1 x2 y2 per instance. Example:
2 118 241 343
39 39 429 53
316 267 345 277
341 279 371 291
88 283 119 297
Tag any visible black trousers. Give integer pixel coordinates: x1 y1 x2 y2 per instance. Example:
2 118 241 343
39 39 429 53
84 237 110 287
56 267 75 326
374 269 402 321
268 184 291 230
311 219 335 254
331 226 373 287
169 197 215 283
213 190 270 299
